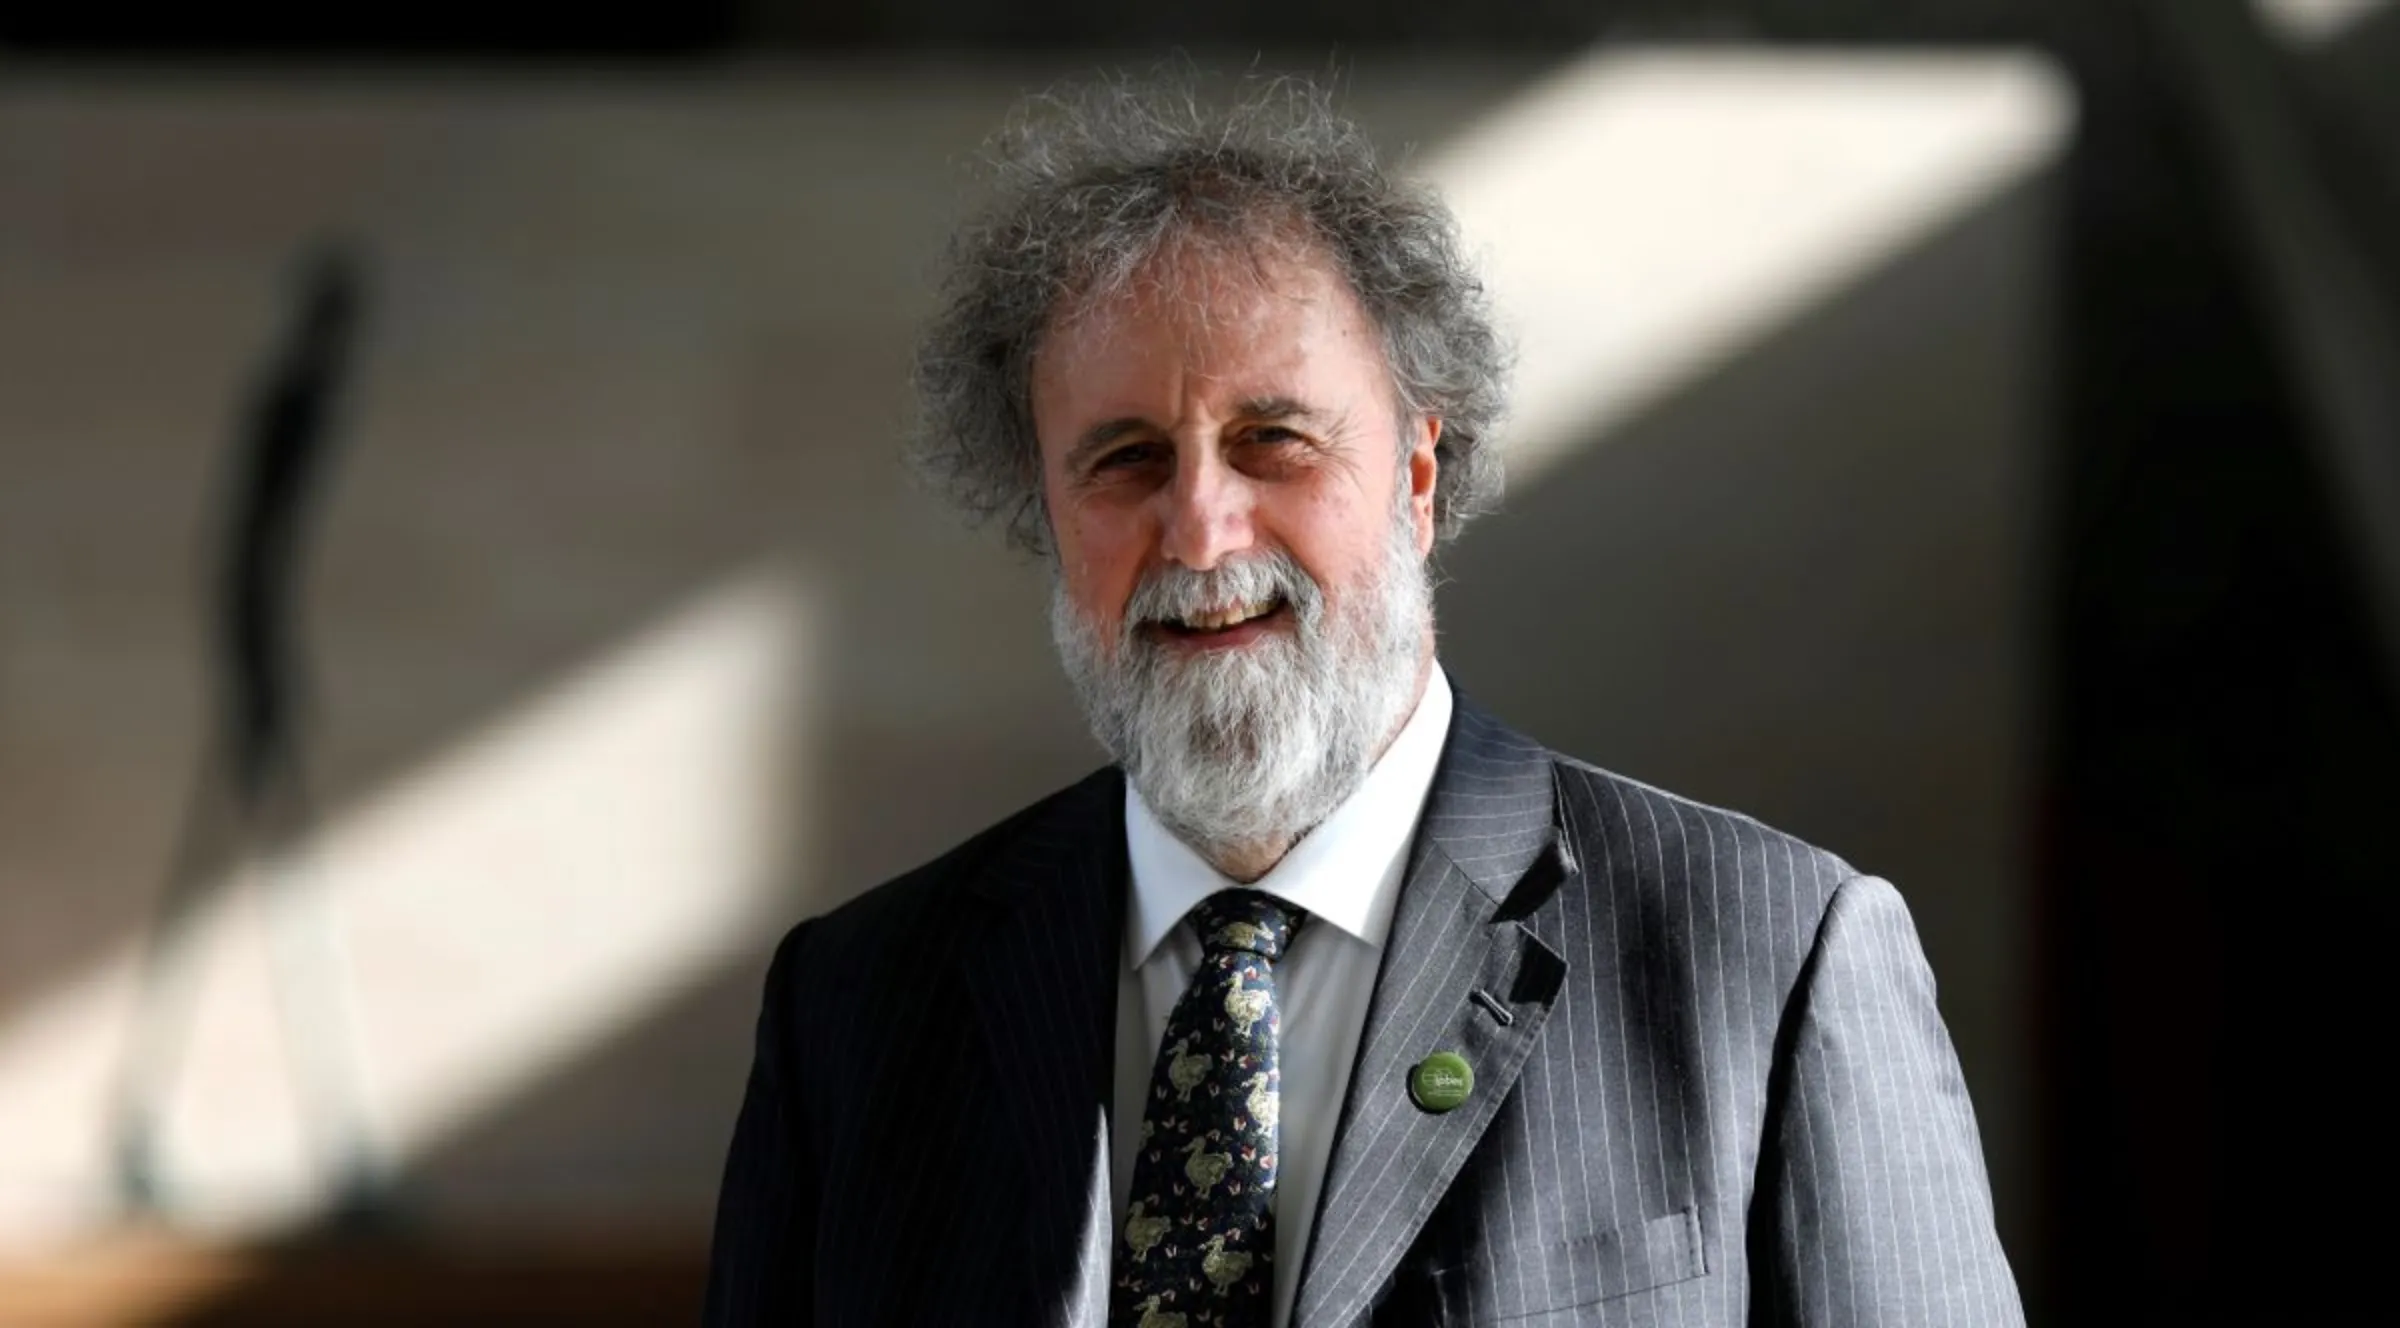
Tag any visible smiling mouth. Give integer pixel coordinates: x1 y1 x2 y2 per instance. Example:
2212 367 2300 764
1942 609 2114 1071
1155 595 1287 638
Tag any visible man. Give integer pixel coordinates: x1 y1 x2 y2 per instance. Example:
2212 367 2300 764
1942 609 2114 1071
705 76 2022 1328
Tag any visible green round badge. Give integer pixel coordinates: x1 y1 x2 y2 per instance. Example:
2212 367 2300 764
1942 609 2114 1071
1409 1052 1474 1113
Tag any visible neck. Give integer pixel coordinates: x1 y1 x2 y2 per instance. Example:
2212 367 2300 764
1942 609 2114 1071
1194 649 1436 883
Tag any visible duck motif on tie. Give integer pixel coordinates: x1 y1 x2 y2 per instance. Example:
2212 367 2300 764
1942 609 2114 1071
1112 889 1305 1328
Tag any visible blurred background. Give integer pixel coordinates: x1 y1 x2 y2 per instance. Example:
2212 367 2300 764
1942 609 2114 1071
2 0 2394 1323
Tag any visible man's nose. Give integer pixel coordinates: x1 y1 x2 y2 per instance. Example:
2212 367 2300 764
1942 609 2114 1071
1157 450 1254 572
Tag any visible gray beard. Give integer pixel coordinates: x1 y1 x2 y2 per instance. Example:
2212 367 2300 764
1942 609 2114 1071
1049 502 1432 867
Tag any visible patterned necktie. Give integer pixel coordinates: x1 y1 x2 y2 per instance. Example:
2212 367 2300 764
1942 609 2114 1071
1112 889 1306 1328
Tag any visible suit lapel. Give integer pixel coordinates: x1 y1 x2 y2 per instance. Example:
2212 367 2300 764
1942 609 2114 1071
1294 699 1572 1328
962 769 1127 1327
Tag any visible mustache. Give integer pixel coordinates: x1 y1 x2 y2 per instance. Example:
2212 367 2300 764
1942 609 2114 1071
1120 550 1324 634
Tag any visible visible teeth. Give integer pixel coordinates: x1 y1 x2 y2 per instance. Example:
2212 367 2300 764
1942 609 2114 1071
1180 599 1274 631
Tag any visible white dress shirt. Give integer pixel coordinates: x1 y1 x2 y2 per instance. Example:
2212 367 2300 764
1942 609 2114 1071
1112 664 1453 1328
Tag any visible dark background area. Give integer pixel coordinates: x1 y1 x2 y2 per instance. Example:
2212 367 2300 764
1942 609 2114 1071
0 0 2035 57
6 1 2397 1323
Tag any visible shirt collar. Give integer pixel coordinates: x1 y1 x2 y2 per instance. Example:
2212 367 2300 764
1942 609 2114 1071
1124 662 1454 968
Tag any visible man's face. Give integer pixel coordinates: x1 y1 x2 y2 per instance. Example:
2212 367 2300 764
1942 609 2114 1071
1030 239 1441 865
1031 242 1438 650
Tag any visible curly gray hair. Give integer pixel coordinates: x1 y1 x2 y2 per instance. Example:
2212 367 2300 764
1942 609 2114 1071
909 73 1510 555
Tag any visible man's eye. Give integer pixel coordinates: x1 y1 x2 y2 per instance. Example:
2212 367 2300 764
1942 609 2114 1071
1097 443 1164 470
1247 426 1302 446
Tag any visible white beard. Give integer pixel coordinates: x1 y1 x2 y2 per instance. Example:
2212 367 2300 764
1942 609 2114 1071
1049 496 1432 866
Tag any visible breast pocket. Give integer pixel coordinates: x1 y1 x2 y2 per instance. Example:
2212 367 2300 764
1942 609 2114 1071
1428 1207 1708 1325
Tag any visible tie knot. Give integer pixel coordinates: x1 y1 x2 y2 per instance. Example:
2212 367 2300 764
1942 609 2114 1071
1188 888 1304 961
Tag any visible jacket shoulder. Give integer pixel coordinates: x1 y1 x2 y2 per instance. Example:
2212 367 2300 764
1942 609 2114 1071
1546 751 1861 933
772 764 1120 973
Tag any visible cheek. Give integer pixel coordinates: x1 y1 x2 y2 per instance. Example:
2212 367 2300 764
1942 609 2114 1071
1262 483 1386 595
1054 504 1149 625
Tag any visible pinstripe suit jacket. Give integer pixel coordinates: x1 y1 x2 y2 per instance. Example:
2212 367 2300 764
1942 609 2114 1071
704 698 2023 1326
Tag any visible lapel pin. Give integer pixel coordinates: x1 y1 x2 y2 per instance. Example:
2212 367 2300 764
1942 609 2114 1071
1409 1052 1474 1114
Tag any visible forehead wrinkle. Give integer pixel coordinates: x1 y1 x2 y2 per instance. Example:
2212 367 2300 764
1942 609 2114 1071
1036 240 1395 458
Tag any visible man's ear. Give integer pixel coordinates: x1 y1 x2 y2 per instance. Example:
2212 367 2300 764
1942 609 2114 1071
1409 417 1442 554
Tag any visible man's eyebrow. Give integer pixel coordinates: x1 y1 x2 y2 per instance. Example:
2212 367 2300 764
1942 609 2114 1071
1064 397 1332 470
1233 395 1329 424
